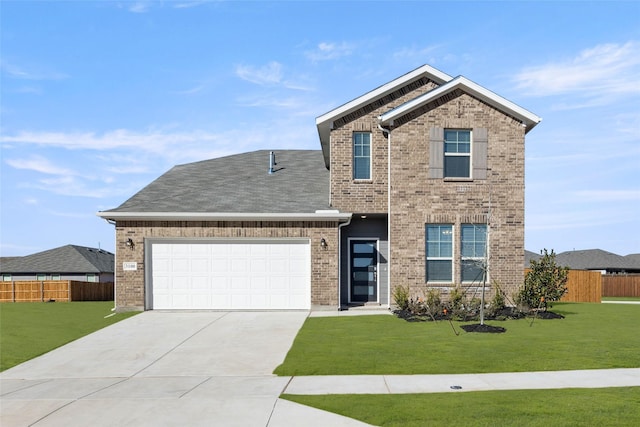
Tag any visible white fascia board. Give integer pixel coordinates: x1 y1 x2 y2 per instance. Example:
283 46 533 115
316 65 452 127
96 211 353 222
316 65 453 167
379 76 542 132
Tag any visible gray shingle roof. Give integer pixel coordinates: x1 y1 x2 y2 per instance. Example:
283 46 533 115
525 250 542 266
104 150 330 214
0 245 114 274
555 249 639 271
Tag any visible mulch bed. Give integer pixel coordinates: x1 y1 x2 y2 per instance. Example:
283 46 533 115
460 323 506 333
393 307 564 333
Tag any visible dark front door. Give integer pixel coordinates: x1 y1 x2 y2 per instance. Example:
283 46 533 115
350 239 378 303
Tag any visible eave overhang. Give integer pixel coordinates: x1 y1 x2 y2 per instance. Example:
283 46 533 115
97 211 353 222
315 64 453 168
378 76 542 133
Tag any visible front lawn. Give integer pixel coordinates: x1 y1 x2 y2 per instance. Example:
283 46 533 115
0 302 138 371
274 302 640 375
283 387 640 426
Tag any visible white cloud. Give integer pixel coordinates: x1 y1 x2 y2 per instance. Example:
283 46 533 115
23 197 39 205
1 61 68 81
5 155 75 176
513 41 640 106
173 1 208 9
572 190 640 203
128 1 151 13
172 84 206 95
305 41 354 62
235 62 283 86
392 44 441 62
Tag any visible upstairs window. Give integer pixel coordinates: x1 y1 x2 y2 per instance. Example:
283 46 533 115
461 224 487 282
86 274 98 283
444 129 471 178
353 132 371 180
429 127 487 180
36 274 46 281
425 224 453 282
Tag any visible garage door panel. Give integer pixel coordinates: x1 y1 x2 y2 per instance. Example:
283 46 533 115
151 240 310 310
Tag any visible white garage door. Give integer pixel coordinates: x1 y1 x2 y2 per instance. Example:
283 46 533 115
150 239 310 310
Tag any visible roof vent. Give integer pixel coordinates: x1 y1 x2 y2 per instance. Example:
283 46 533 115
268 151 276 174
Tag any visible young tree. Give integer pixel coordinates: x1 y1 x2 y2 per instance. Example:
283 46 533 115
518 249 569 311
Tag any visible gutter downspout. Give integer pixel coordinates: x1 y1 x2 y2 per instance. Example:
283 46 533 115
378 124 392 309
337 215 353 311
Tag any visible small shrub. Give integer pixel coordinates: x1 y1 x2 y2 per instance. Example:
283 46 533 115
424 288 442 313
392 285 410 311
517 249 569 311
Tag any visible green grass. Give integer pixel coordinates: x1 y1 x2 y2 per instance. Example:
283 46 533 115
274 303 640 375
0 302 138 371
282 387 640 426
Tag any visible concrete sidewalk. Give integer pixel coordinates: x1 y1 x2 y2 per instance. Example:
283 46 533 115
284 368 640 395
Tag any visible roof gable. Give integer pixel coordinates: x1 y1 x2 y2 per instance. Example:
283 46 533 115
315 64 453 167
379 76 541 132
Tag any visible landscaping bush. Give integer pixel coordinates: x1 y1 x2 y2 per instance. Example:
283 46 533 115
517 249 569 311
392 284 410 311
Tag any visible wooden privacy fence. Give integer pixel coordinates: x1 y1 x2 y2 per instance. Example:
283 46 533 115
0 281 114 302
524 269 602 303
602 274 640 297
561 270 601 303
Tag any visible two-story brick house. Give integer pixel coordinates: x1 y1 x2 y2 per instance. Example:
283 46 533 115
98 64 540 311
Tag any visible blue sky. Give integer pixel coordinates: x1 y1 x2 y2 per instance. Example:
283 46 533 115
1 0 639 257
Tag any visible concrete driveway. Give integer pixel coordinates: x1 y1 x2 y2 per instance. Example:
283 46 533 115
0 311 371 427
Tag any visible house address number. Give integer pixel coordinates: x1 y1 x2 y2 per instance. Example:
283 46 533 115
123 262 137 271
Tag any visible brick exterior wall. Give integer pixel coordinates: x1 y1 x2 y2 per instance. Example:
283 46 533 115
330 79 440 213
114 220 339 310
329 84 527 302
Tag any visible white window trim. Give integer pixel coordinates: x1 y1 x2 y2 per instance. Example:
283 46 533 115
460 224 488 283
426 225 455 284
353 132 372 181
444 129 473 179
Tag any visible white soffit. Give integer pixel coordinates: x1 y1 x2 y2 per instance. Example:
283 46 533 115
378 76 542 132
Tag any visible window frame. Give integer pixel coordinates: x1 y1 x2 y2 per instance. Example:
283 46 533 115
425 224 454 283
444 129 472 179
352 131 372 180
460 224 488 283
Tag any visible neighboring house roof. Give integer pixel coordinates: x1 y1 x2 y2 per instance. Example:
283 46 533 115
624 254 640 265
98 150 349 221
525 250 542 266
0 245 114 274
555 249 637 271
316 64 453 168
378 76 542 132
